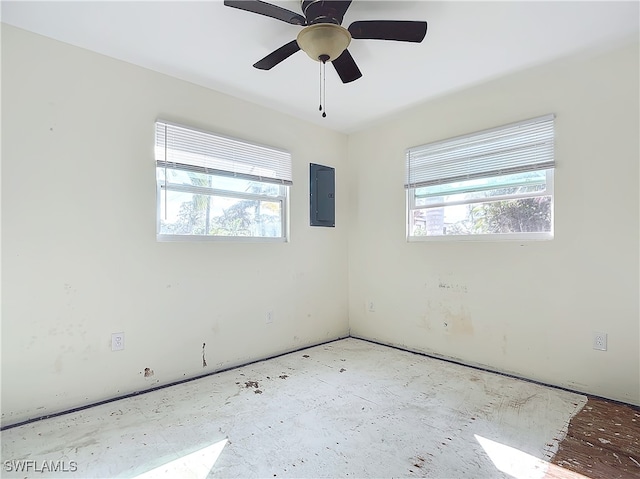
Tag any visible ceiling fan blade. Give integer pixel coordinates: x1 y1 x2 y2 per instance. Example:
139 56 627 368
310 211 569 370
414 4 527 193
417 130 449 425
224 0 306 26
332 49 362 83
253 40 301 70
348 20 428 42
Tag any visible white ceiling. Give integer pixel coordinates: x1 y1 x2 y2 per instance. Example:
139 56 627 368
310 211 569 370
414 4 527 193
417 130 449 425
2 1 639 133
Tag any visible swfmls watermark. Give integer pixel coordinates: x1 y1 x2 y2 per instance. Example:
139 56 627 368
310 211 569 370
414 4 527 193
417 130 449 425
3 459 78 473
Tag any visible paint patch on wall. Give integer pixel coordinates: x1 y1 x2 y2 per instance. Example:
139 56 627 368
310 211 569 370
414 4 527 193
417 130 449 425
417 312 431 331
425 301 474 337
211 317 221 334
54 356 63 374
443 306 474 336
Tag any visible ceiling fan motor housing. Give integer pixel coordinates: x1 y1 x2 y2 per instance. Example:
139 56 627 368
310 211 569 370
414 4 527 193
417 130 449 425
301 0 346 25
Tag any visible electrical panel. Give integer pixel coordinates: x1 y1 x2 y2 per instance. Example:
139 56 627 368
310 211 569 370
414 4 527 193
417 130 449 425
310 163 335 227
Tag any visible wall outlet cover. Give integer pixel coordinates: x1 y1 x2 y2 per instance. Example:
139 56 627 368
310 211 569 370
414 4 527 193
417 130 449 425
593 331 607 351
112 332 125 351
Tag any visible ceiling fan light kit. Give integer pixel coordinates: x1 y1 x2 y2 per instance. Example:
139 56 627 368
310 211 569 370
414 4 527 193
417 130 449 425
297 24 351 62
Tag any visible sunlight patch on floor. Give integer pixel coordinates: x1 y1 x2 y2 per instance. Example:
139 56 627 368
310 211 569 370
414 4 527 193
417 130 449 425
475 434 591 479
132 439 228 479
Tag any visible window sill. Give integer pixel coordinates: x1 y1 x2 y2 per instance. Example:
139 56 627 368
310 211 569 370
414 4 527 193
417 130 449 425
407 232 553 243
157 234 287 243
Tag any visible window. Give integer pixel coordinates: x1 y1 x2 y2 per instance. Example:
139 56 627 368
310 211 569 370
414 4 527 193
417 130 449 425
406 114 555 240
155 121 292 241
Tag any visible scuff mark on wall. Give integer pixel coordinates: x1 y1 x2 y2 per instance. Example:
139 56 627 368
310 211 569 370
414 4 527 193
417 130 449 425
438 282 468 293
202 342 207 368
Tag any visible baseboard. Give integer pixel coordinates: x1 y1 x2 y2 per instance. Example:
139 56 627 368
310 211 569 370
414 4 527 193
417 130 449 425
0 334 349 431
349 334 639 409
3 333 636 431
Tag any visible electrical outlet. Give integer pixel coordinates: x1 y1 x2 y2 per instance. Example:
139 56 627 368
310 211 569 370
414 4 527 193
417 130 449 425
112 332 125 351
593 332 607 351
266 311 273 324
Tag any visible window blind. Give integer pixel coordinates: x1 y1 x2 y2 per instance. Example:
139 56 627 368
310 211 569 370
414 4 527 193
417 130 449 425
405 114 555 189
156 121 293 185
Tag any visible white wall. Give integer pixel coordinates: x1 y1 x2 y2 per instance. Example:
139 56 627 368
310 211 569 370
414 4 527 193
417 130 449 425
348 41 640 405
1 25 349 427
2 25 638 429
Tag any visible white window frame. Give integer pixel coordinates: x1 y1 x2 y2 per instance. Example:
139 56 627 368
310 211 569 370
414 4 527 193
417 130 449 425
406 114 555 242
155 121 292 242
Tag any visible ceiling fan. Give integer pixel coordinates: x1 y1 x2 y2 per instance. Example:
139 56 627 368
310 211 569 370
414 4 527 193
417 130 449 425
223 0 428 84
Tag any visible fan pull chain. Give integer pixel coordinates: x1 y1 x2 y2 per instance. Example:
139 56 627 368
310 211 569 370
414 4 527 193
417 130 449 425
319 59 322 113
322 59 327 118
319 54 329 118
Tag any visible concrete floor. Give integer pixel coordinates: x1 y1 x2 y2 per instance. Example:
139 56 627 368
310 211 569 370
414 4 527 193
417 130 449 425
1 338 587 478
